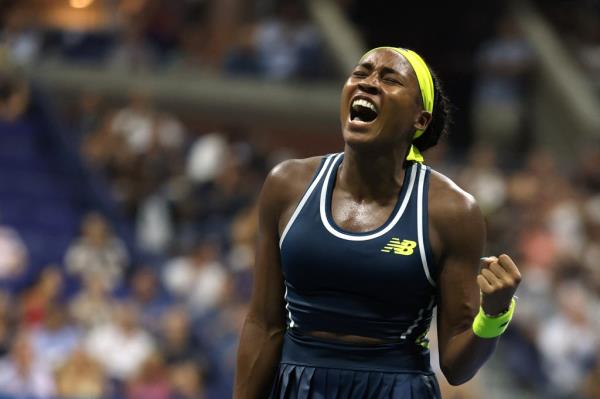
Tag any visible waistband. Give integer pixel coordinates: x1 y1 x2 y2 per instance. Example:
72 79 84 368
281 330 433 374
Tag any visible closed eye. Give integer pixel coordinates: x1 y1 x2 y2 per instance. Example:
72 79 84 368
352 71 368 78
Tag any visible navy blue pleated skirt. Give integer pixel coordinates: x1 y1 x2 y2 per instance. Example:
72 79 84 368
269 331 441 399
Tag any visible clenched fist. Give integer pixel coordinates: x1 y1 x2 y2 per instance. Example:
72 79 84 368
477 254 521 315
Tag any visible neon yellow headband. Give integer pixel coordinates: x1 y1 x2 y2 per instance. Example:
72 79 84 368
360 47 435 163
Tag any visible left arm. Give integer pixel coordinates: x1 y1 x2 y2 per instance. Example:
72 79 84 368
430 172 521 386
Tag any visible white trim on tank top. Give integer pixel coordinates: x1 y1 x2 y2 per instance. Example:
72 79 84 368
279 154 336 248
400 295 436 340
417 164 436 287
284 286 297 328
319 152 418 241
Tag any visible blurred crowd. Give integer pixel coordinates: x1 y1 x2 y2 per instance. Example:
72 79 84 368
535 0 600 91
0 64 266 398
432 143 600 399
0 1 599 399
0 0 331 82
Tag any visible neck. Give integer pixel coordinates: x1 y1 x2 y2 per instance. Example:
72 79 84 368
339 144 411 201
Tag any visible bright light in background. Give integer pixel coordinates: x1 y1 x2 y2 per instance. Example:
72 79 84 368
69 0 95 9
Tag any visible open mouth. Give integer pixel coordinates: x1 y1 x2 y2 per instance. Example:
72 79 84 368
350 98 378 123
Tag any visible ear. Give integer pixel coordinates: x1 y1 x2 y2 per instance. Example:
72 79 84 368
414 111 432 132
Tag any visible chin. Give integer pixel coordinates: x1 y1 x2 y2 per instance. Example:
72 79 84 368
342 128 386 152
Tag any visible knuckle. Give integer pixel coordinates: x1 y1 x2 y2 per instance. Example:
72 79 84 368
514 270 522 280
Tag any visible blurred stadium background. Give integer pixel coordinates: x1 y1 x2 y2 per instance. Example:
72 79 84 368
0 0 599 398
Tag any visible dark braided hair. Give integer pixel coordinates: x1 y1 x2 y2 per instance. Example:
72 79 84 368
412 70 452 153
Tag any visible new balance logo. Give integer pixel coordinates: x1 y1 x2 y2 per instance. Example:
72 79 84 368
381 238 417 255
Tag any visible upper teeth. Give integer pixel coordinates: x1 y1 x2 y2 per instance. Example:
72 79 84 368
352 98 376 112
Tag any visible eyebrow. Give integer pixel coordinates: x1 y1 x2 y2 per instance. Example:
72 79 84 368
356 62 401 75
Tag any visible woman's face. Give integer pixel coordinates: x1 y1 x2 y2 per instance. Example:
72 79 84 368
339 48 430 150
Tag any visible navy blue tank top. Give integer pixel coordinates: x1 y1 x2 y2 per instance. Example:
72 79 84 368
280 153 438 345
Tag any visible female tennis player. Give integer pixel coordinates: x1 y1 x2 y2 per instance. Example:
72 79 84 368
234 47 521 398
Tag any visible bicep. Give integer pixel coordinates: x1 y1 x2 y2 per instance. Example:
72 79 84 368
435 198 486 345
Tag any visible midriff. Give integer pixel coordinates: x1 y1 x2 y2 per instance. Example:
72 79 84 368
305 330 392 345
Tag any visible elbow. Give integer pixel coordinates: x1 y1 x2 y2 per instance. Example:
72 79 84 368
440 364 476 386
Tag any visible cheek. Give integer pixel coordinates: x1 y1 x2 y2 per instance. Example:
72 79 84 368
382 99 418 136
339 83 353 115
341 79 355 99
389 93 420 120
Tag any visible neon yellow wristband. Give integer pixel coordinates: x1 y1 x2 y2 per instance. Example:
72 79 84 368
472 298 516 339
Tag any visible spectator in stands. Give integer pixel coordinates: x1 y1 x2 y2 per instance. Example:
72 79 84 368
0 65 29 122
0 331 55 398
85 301 155 381
458 145 507 215
186 132 229 185
82 108 129 170
538 280 599 398
106 94 186 215
55 347 107 399
29 304 81 371
170 361 206 399
224 25 263 77
582 347 600 399
70 271 115 329
109 93 185 157
202 295 246 398
126 266 171 334
253 1 324 80
136 190 175 254
581 196 600 291
0 221 27 279
227 204 259 302
144 0 185 63
163 239 227 317
72 92 105 139
108 23 156 72
20 265 63 328
65 212 129 290
158 306 210 373
471 15 534 156
125 352 173 399
189 142 259 241
577 144 600 193
0 7 42 66
0 292 14 358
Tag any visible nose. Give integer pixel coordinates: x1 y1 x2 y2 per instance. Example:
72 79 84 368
357 77 380 95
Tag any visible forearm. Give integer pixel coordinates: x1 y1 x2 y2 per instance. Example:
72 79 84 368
440 254 521 385
439 327 499 385
234 316 285 399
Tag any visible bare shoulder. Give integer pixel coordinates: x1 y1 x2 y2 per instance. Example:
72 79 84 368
260 156 325 228
429 169 481 221
428 169 484 247
265 156 323 200
266 156 323 190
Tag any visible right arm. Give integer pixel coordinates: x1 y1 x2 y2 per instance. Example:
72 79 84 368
234 158 321 398
232 161 296 398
